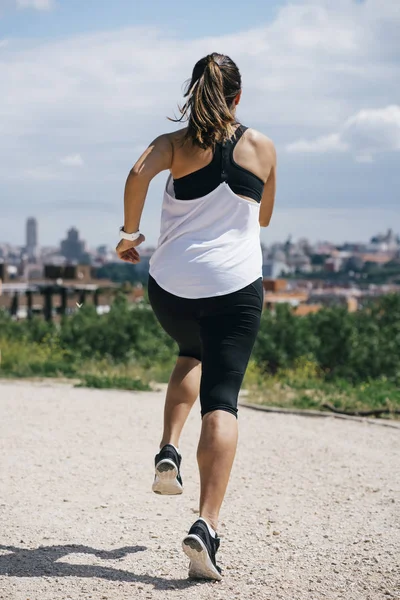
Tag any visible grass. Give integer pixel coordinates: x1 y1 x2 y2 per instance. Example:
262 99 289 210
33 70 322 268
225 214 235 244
243 359 400 419
0 337 172 391
0 337 77 378
76 373 150 391
1 337 399 417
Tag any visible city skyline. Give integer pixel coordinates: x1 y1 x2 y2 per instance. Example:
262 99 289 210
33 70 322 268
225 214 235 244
1 217 399 305
2 202 400 249
1 218 399 251
0 0 399 247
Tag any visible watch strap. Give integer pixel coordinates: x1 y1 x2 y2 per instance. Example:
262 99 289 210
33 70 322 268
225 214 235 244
119 227 141 241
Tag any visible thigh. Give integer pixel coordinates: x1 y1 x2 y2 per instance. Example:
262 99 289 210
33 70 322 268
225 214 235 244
148 275 202 361
199 279 263 417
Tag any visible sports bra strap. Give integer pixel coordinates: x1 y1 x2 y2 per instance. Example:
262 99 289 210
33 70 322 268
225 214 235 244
172 122 263 203
220 124 247 182
221 142 229 182
234 124 248 142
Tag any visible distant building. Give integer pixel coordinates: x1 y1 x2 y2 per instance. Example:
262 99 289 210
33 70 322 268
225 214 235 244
26 217 38 261
308 291 359 312
369 229 399 252
358 253 393 266
133 247 155 279
271 249 287 263
287 253 312 273
324 256 343 273
60 228 88 263
94 244 118 265
96 245 109 257
262 260 290 278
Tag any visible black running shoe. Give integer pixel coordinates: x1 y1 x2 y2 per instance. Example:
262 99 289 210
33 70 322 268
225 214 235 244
182 519 222 581
152 444 183 495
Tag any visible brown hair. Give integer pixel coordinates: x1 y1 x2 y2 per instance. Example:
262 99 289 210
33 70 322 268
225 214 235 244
170 53 242 149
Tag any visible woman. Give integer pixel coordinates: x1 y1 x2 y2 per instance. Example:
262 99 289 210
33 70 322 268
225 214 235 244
116 52 276 581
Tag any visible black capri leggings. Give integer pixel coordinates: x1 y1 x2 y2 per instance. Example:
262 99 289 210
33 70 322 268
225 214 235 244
148 275 263 418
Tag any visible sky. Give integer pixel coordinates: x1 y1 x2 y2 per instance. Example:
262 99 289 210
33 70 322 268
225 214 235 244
0 0 399 249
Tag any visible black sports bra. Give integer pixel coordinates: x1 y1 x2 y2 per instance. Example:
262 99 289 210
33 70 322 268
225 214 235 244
173 125 264 203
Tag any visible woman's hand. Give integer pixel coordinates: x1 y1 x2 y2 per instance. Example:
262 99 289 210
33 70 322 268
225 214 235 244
115 234 145 264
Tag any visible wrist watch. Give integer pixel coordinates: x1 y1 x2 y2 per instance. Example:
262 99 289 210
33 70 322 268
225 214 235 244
119 226 141 241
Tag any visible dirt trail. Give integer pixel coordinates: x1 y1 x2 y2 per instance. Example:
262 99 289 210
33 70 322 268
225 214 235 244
0 380 399 600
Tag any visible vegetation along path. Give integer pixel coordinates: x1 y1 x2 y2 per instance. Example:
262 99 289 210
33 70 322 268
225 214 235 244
0 380 399 600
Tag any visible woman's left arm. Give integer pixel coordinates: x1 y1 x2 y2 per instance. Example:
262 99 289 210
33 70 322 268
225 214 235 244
116 134 173 262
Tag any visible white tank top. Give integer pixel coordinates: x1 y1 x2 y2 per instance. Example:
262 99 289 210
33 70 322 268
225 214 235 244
149 175 262 299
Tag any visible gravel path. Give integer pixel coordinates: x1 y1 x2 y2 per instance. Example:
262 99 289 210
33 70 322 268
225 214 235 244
0 380 399 600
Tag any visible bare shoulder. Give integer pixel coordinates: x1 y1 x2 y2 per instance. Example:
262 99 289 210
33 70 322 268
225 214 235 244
150 128 188 154
245 128 276 162
169 127 190 150
149 132 175 151
157 128 187 144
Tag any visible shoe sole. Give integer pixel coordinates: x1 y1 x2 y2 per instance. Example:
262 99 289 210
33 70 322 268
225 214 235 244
152 459 183 495
182 534 222 581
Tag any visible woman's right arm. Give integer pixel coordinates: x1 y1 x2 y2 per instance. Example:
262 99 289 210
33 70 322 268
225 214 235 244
116 133 173 262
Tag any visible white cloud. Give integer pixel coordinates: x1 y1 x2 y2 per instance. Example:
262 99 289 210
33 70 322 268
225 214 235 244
16 0 54 10
0 0 399 246
286 133 348 154
60 153 84 167
342 105 400 159
287 105 400 161
0 0 399 152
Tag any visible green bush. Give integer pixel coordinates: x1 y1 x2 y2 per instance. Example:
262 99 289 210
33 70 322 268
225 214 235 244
253 294 400 384
1 292 399 392
58 295 176 364
0 295 176 382
253 303 318 374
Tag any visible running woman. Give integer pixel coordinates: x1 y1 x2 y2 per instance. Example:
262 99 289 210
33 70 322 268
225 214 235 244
116 52 276 581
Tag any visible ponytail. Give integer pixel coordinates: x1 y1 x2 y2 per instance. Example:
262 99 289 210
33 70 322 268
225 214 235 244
170 53 242 149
